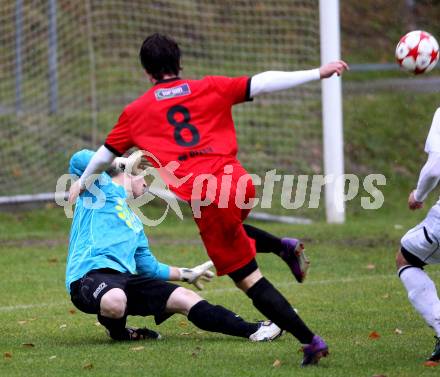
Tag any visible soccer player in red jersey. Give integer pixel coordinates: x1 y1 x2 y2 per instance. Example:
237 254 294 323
69 33 348 366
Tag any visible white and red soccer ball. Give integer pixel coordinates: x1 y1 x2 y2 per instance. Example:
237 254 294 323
395 30 439 74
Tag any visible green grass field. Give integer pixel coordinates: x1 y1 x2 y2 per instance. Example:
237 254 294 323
1 205 440 377
1 1 439 375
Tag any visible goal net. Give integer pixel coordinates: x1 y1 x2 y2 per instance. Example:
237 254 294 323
0 0 321 217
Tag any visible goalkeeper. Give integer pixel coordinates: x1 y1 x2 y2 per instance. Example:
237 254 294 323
66 149 282 342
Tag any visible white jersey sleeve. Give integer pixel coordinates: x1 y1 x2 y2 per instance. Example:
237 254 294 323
250 69 320 97
414 152 440 202
424 108 440 153
79 145 116 188
414 108 440 202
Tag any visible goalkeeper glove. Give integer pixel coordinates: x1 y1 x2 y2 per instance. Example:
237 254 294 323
178 261 215 290
113 150 143 175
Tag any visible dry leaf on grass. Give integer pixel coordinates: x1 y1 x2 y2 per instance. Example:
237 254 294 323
191 346 201 357
4 352 12 359
22 343 35 348
83 363 93 369
69 309 76 315
423 361 439 367
366 264 376 270
18 318 37 325
272 359 282 368
368 331 381 340
130 346 145 351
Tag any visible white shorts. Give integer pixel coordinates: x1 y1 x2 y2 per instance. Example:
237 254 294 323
401 205 440 265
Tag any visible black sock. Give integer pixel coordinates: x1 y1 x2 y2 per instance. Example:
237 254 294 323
188 300 259 338
246 277 314 344
97 314 129 340
243 224 283 255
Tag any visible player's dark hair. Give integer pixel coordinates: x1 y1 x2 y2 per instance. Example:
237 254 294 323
139 33 181 80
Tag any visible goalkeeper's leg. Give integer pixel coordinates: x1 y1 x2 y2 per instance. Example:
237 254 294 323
70 271 161 341
165 287 281 341
99 288 160 340
243 224 310 283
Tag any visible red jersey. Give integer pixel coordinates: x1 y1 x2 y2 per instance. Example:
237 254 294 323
105 76 251 200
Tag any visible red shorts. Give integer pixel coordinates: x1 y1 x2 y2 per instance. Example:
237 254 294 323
192 163 257 276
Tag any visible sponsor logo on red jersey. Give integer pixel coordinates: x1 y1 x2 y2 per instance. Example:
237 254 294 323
154 83 191 101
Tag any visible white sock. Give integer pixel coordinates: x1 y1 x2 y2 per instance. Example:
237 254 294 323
399 266 440 337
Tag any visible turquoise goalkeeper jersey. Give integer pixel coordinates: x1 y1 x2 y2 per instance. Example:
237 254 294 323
65 149 170 292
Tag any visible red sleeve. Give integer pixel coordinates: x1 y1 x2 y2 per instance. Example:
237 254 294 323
207 76 252 105
104 110 134 156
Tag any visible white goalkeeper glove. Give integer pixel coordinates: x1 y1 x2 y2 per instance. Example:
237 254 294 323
113 150 143 175
178 261 215 290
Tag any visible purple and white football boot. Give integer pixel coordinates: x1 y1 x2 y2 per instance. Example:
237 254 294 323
280 238 310 283
301 335 329 366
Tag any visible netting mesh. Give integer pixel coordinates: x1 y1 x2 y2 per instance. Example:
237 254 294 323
0 0 321 211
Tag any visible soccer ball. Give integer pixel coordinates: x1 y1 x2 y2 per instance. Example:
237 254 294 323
395 30 439 74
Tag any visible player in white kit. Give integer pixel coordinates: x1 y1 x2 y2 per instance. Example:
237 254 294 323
397 108 440 362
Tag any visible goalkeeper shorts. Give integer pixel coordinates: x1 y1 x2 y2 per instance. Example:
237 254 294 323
70 268 179 324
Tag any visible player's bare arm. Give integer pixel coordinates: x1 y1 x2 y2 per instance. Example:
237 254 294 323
408 190 424 210
319 60 349 78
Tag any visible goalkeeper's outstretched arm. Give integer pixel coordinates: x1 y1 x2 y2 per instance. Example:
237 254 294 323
171 261 215 290
136 242 215 290
249 60 348 97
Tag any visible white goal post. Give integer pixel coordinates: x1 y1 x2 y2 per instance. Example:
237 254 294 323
320 0 345 223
